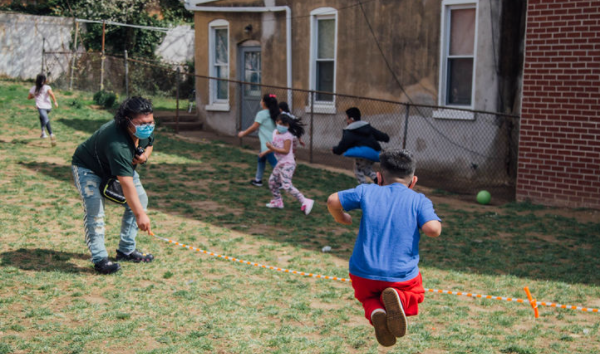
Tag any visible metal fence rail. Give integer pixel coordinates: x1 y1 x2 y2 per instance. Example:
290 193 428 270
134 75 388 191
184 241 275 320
43 52 519 198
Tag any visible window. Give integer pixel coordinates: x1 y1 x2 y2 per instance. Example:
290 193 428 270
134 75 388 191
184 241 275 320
439 1 477 109
208 20 229 110
308 7 337 113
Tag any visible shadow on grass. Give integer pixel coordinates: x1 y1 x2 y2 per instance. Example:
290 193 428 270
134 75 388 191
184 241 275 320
20 134 600 286
57 117 110 135
0 248 93 274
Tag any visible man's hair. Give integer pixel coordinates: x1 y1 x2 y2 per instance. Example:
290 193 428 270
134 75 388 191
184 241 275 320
114 97 153 129
345 107 361 121
380 149 416 179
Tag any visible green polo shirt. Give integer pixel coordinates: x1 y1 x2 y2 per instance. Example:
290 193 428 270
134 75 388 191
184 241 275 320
72 120 154 177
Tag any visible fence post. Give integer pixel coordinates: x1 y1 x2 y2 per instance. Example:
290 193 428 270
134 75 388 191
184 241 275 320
41 37 45 73
309 91 315 164
237 81 243 146
100 20 106 91
403 103 410 150
69 20 78 91
124 50 129 98
176 67 180 134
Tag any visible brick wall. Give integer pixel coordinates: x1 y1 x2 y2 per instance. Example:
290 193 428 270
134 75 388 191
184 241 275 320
517 0 600 209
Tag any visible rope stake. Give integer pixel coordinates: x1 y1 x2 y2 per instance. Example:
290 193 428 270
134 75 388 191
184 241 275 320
150 233 599 317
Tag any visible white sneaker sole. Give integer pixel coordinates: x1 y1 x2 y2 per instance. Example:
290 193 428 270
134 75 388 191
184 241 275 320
302 199 314 215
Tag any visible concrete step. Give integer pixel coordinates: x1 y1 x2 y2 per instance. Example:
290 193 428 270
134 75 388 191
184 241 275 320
160 121 204 131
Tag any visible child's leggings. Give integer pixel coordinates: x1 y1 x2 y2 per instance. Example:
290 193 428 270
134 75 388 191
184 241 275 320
38 109 53 135
354 158 377 184
268 161 306 204
350 273 425 325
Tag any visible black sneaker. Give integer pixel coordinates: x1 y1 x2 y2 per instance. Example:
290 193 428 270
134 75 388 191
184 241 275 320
94 258 121 274
250 179 263 187
116 249 154 263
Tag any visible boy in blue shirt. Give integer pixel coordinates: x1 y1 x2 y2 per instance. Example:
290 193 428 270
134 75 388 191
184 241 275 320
327 149 442 347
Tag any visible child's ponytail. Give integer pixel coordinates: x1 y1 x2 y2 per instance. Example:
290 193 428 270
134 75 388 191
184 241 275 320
263 93 279 122
277 113 305 138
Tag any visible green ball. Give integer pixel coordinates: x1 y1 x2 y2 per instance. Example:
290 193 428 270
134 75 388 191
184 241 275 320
476 190 491 205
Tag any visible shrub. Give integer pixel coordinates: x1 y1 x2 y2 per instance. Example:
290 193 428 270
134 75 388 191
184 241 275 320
93 90 117 108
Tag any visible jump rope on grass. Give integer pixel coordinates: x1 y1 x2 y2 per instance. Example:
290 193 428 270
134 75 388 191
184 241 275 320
149 232 598 318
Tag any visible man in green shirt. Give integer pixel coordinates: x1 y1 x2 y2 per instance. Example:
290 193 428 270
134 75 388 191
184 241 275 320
72 97 156 274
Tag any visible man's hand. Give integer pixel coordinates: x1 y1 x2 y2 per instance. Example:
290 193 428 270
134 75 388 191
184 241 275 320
132 153 148 165
136 212 152 234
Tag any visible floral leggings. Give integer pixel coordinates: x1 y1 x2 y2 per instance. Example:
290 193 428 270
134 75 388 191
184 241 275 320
268 162 306 205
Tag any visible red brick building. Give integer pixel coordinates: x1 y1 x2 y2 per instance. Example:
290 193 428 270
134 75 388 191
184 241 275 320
517 0 600 209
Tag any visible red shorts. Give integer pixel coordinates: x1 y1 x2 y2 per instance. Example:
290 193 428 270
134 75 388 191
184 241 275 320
350 272 425 324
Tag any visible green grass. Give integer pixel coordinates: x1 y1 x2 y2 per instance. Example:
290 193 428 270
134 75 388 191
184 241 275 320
0 79 599 353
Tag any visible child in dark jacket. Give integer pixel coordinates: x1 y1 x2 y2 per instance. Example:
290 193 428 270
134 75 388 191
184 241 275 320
332 107 390 184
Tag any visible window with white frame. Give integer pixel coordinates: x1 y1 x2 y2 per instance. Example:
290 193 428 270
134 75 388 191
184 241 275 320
309 8 337 108
439 1 477 108
208 20 229 110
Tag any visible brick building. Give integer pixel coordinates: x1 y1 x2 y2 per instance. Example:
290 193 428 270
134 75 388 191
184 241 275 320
517 0 600 209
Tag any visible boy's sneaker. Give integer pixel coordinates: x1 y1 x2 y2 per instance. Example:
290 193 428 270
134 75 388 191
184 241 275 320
250 179 263 187
371 309 396 347
94 258 121 274
265 199 284 209
301 199 314 215
116 249 154 263
40 132 48 139
50 134 56 147
382 288 408 337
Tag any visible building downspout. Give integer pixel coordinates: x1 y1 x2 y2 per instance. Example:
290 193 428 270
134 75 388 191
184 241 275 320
184 2 293 108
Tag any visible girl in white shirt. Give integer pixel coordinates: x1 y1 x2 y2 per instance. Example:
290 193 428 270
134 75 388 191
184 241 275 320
28 74 58 145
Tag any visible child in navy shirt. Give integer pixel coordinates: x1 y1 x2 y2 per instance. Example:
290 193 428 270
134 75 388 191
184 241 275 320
327 149 442 347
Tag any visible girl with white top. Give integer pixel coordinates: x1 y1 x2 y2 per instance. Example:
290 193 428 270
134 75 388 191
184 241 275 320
260 113 314 215
28 74 58 145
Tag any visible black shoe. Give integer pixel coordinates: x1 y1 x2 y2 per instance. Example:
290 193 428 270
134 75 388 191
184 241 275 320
116 249 154 263
94 258 121 274
373 177 379 185
250 179 263 187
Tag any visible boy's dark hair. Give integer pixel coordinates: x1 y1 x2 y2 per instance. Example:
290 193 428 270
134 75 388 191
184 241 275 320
380 149 416 179
346 107 361 121
114 97 153 129
263 93 279 122
34 73 47 96
277 113 305 138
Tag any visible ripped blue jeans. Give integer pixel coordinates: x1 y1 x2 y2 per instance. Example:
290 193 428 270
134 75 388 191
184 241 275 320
71 165 148 264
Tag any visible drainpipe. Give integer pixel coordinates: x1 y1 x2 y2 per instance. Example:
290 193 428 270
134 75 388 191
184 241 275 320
184 2 293 108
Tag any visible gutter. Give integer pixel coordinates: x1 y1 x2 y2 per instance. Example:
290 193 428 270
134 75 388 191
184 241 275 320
184 1 293 108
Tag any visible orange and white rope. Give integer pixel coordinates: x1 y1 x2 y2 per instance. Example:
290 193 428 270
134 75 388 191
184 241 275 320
150 233 598 316
151 233 351 282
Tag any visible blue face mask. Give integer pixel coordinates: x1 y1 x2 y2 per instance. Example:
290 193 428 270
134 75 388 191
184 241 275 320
129 120 155 139
276 124 289 134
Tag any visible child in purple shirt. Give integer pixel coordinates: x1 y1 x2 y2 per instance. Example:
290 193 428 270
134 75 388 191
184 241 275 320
327 149 442 347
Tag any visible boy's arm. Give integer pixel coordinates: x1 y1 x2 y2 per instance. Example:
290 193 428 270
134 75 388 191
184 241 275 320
421 220 442 238
332 132 353 155
327 193 352 225
371 126 390 143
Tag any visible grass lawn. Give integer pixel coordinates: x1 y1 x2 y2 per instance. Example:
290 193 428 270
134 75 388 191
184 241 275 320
0 80 598 354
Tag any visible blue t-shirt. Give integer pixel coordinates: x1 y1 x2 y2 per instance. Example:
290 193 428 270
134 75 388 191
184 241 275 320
338 183 441 282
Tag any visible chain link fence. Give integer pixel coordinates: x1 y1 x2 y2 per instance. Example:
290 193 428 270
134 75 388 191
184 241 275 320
43 52 519 198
